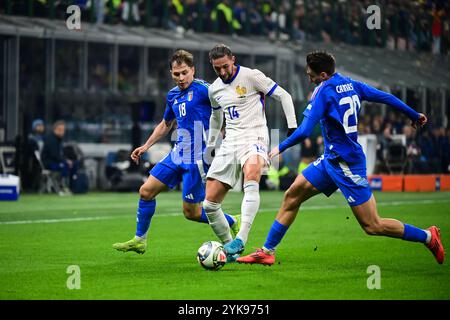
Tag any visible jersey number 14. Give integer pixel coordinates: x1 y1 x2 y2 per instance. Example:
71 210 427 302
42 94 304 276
228 106 239 119
340 95 361 134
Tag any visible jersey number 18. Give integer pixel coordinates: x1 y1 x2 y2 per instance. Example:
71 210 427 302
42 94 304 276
179 102 187 117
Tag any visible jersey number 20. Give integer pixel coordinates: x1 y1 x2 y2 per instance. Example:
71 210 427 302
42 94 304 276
340 95 361 134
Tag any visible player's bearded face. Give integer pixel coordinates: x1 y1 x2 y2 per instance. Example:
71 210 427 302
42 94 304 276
307 67 326 85
211 56 236 81
171 63 195 90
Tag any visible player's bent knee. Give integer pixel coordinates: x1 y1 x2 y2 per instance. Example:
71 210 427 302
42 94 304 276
297 179 313 193
243 162 264 182
183 208 197 221
139 185 156 201
286 178 312 201
246 174 259 182
184 215 197 221
284 186 306 204
182 204 199 221
244 172 261 182
283 188 302 208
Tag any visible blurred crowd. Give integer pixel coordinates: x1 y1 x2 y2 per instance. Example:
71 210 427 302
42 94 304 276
3 0 450 55
4 0 450 181
289 109 450 179
296 0 450 54
358 109 450 174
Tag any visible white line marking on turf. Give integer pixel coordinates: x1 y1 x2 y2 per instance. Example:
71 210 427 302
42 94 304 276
0 216 126 225
1 198 449 225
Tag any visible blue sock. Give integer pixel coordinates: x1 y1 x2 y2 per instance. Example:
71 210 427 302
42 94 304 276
402 223 427 243
263 220 289 251
224 211 235 227
135 199 156 238
199 208 209 223
199 208 235 227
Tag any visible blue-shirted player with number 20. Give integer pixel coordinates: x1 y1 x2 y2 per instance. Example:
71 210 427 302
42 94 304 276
113 50 239 254
238 51 444 266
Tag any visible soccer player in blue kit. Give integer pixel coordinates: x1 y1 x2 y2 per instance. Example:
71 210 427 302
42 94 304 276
113 50 239 254
238 51 445 265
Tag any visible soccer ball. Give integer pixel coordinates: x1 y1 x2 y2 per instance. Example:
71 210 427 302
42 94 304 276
197 241 227 270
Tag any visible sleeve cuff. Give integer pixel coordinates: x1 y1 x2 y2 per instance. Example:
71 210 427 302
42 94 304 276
267 83 278 96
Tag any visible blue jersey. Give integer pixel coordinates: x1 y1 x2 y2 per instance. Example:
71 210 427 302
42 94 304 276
280 73 420 164
163 79 211 164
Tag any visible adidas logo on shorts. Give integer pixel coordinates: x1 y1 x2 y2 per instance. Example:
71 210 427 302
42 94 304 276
185 194 194 200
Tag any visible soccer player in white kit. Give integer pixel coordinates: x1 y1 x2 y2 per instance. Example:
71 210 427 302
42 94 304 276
202 44 298 261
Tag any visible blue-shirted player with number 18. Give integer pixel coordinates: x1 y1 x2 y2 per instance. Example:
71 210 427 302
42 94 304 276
113 50 239 254
238 51 444 266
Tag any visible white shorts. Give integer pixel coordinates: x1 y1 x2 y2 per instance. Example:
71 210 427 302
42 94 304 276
206 137 269 187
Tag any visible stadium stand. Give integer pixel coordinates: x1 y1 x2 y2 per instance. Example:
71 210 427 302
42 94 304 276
0 0 449 191
2 0 449 54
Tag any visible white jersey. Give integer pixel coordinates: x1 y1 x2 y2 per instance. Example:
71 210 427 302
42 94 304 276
208 65 278 143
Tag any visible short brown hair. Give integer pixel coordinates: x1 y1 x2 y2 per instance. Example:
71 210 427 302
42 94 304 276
53 120 65 130
306 51 336 75
208 44 233 62
170 49 194 69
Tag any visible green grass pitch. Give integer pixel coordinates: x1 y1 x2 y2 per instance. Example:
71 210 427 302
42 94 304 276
0 191 449 300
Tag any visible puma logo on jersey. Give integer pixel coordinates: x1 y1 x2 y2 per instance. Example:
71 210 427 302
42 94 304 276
236 85 247 97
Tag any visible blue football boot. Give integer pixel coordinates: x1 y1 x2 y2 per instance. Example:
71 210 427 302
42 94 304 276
224 237 245 256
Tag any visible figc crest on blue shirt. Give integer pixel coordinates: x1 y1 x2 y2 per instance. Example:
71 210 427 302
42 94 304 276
188 91 194 101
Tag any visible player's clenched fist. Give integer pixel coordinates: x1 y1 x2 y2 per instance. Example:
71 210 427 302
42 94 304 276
412 113 427 129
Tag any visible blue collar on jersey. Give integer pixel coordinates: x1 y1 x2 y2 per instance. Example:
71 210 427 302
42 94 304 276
222 65 240 84
173 79 198 93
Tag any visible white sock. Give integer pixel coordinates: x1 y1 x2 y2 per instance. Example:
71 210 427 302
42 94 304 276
425 230 432 244
203 200 233 244
237 180 260 244
262 246 275 255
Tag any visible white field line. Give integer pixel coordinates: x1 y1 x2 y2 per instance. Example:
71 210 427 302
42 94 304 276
0 198 449 225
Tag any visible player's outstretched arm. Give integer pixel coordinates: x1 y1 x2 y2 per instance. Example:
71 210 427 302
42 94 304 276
251 69 297 133
268 85 298 133
275 115 318 158
355 81 421 122
131 119 174 164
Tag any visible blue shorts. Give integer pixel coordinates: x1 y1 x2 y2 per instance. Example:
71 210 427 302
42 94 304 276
150 152 208 203
302 155 372 206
